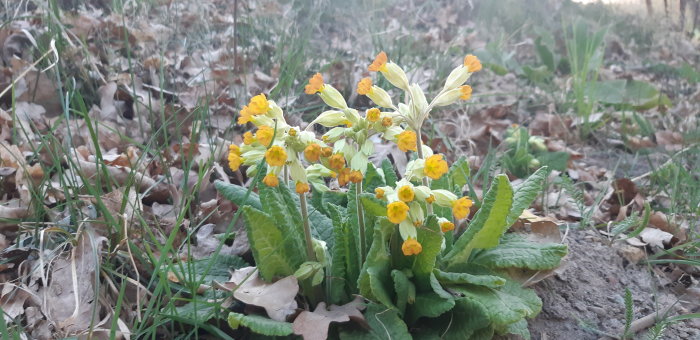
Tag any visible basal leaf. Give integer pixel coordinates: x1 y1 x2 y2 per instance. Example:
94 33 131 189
215 181 261 210
439 298 492 340
407 291 455 323
228 312 293 336
444 175 513 269
358 218 396 309
327 204 349 305
259 183 307 257
241 206 303 281
339 302 411 340
471 233 568 270
433 269 505 288
381 159 398 187
505 166 548 227
391 270 414 315
412 216 443 291
449 156 470 192
497 318 531 339
360 194 387 219
363 162 385 191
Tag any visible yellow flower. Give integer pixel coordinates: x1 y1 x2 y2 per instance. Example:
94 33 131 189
248 94 270 115
243 131 254 145
426 194 436 204
397 130 417 152
265 145 287 167
398 185 415 202
368 51 388 72
238 106 252 125
337 168 351 187
460 85 472 100
255 126 274 146
366 108 381 122
357 77 373 95
387 201 409 224
305 73 325 94
296 181 310 194
228 144 242 171
375 188 385 199
304 143 321 162
424 154 449 180
349 170 363 183
382 117 393 127
440 221 455 233
452 196 474 219
263 173 279 187
342 119 353 127
321 147 333 158
329 154 346 170
401 237 422 256
288 128 297 137
463 54 482 73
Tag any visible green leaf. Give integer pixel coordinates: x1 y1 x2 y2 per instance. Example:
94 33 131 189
505 166 549 226
536 152 569 172
449 156 471 191
322 191 348 213
407 291 455 323
241 206 303 281
309 206 335 251
259 183 307 257
433 269 505 288
215 181 261 210
498 319 531 339
391 270 414 315
535 36 555 72
363 162 386 192
327 204 350 304
439 298 493 340
444 175 513 269
381 159 398 187
358 218 396 309
471 233 567 270
450 275 542 329
228 312 293 336
360 194 387 219
412 216 443 291
339 302 411 340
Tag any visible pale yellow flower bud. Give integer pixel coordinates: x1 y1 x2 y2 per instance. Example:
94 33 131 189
366 86 393 108
433 87 464 107
443 65 471 92
431 189 458 207
310 110 346 127
317 84 348 109
382 62 410 91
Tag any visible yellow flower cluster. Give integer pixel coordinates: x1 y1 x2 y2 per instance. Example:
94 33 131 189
229 51 480 257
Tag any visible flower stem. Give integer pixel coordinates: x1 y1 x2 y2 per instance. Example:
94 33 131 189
357 181 366 263
415 128 433 215
299 192 317 262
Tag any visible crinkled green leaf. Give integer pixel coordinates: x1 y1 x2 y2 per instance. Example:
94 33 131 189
327 204 350 304
412 216 443 291
444 175 513 269
407 291 455 323
171 255 248 285
471 233 568 270
439 298 493 340
363 162 385 192
505 166 549 226
450 274 542 329
449 156 471 192
358 218 396 309
498 318 531 339
241 206 303 281
215 181 261 210
339 302 411 340
381 159 398 187
391 269 414 315
360 194 387 219
227 312 293 336
259 183 307 257
433 269 505 288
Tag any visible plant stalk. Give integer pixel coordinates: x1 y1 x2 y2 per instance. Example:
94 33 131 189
299 192 317 262
415 128 434 215
357 181 366 262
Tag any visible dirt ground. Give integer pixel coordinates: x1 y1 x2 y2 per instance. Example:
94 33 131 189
530 229 700 339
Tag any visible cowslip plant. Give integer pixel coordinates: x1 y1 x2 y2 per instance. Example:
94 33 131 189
501 125 570 178
216 51 567 339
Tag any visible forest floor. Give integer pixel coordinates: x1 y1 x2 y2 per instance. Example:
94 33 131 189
0 0 698 339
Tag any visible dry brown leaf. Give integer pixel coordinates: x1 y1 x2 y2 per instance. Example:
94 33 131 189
228 267 298 322
292 296 367 340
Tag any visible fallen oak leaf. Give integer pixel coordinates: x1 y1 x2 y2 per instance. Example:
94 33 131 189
228 267 298 322
292 296 368 340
